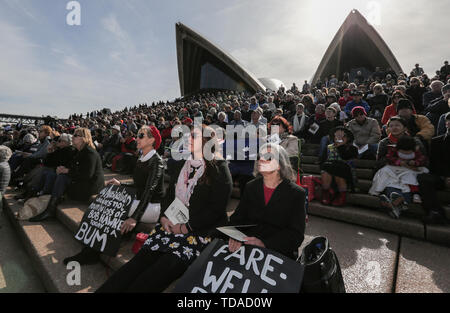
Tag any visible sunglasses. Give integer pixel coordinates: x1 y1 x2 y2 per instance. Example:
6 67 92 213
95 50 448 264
257 153 275 161
73 134 82 138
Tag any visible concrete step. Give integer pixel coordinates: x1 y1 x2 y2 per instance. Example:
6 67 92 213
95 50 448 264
395 237 450 292
3 191 109 293
301 156 376 169
302 164 374 179
425 223 450 247
307 201 425 240
0 209 45 292
302 215 399 293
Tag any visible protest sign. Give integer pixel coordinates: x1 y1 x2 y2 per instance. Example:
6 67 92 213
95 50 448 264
74 185 136 256
173 239 304 293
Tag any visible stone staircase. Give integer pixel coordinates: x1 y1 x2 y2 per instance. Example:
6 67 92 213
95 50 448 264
297 144 450 246
2 147 450 293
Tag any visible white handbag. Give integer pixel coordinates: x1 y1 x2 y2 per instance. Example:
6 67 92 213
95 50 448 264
128 200 161 223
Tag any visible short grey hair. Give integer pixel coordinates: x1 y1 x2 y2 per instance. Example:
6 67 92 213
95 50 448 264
253 143 295 181
59 133 72 145
218 112 226 119
0 145 13 162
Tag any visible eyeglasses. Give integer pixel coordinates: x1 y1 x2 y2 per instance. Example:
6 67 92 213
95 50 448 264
257 153 275 161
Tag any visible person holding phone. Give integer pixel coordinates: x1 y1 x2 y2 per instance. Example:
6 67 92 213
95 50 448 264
228 143 306 260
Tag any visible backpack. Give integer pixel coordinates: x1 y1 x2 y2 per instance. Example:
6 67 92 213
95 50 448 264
297 236 346 293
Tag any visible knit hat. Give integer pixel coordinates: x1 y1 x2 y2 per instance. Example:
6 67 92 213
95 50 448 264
182 117 193 125
351 106 367 117
111 125 121 132
396 99 413 112
442 84 450 94
149 126 162 150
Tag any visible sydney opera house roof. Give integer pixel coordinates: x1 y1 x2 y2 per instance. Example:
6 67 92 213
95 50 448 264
176 23 267 96
176 9 402 96
311 9 403 84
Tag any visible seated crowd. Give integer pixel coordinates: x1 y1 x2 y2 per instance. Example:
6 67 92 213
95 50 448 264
0 61 449 292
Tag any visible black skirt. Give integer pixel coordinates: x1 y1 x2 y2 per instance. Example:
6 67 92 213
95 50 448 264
321 160 353 182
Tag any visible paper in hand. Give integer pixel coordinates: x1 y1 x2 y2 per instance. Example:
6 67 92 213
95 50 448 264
216 225 257 242
164 197 189 225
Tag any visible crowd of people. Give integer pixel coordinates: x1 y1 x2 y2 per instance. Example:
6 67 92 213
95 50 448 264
0 61 449 292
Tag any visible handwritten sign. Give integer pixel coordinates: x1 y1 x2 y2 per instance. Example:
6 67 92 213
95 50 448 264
173 239 304 293
74 185 136 256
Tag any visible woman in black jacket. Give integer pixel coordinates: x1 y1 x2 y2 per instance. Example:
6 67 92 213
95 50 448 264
30 128 104 222
96 124 233 293
319 126 358 207
228 143 306 260
63 125 165 265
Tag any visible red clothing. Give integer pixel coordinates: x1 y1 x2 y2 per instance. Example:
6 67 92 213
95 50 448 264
381 103 417 125
338 96 353 108
263 184 276 205
386 147 427 168
161 128 172 139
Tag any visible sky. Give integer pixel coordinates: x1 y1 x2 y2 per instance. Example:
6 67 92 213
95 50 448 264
0 0 449 118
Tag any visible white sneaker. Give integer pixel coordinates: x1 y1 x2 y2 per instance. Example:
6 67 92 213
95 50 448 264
413 194 422 204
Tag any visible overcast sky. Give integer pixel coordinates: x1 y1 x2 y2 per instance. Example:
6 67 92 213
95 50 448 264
0 0 449 118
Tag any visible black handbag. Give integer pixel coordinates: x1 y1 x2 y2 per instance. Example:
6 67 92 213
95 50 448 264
297 236 346 293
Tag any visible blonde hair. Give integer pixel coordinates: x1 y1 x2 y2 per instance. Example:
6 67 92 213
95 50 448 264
74 128 95 149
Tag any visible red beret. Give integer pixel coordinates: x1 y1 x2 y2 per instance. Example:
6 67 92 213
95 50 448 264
351 106 367 117
149 126 162 150
183 117 193 125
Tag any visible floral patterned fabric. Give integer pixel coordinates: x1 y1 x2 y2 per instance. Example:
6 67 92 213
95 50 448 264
141 224 212 264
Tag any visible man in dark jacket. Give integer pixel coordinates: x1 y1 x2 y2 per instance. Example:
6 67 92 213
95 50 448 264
417 113 450 224
440 61 450 82
422 80 444 109
424 84 450 128
406 77 427 113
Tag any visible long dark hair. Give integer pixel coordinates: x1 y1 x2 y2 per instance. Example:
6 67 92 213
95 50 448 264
191 124 223 186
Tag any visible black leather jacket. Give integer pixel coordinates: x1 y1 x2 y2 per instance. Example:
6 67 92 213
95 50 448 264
128 152 165 222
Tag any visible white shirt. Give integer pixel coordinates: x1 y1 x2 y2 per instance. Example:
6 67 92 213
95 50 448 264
139 149 156 162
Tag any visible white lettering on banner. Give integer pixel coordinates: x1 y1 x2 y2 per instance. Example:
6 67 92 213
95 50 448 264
245 248 264 275
74 222 107 252
219 270 243 293
260 254 284 286
203 262 230 293
191 245 292 292
213 244 230 258
223 246 246 265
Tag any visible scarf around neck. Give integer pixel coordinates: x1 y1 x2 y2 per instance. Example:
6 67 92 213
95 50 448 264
175 158 206 207
293 113 306 133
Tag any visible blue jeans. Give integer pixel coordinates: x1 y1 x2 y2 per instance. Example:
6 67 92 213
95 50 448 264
384 187 412 204
358 143 379 159
40 172 72 198
319 136 330 159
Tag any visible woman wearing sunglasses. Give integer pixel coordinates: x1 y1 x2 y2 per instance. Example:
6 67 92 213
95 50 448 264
381 90 416 125
63 125 165 265
96 124 232 293
30 128 104 222
228 143 306 259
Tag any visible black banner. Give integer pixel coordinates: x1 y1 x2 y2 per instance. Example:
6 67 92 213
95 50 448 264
173 239 304 293
74 185 136 256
